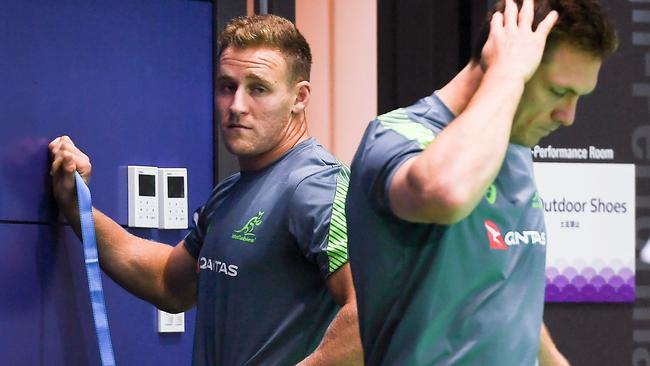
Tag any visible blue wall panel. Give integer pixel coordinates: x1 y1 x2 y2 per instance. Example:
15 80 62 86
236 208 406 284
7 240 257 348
0 0 214 224
0 223 96 365
0 223 196 365
0 1 213 364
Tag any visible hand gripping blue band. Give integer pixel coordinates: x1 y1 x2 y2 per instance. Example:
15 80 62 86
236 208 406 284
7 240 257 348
75 172 116 366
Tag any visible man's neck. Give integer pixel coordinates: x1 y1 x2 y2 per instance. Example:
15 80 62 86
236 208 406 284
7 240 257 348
436 62 484 117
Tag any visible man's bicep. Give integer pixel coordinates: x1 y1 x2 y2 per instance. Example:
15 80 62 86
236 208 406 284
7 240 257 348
388 156 442 223
388 152 467 225
162 240 198 311
326 263 356 306
356 132 427 218
170 240 199 276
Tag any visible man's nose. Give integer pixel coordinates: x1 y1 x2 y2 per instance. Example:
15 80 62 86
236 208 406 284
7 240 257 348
229 87 249 116
552 96 578 127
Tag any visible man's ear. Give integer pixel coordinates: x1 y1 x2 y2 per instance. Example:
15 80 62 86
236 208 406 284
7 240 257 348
291 80 311 114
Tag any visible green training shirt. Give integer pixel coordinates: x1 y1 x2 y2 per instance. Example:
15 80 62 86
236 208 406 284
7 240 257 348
347 93 547 365
184 138 350 365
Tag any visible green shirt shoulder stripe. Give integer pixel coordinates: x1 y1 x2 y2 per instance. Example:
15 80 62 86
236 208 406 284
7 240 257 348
327 165 350 273
377 108 435 149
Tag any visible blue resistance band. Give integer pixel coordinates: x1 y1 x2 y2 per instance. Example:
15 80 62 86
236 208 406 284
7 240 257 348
75 171 116 366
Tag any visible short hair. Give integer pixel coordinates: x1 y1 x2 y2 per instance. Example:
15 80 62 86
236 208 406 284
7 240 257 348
471 0 618 63
218 14 312 83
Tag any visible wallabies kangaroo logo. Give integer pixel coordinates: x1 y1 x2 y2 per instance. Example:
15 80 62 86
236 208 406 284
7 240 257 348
231 210 265 243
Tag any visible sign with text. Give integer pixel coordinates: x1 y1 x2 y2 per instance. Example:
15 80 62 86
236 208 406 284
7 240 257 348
534 162 635 302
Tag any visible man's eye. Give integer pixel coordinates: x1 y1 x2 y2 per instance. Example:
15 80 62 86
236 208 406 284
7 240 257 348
218 83 236 93
251 85 268 94
550 87 567 98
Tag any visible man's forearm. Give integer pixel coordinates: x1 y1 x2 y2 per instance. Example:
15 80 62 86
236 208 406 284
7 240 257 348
48 135 195 312
539 322 570 366
298 301 363 366
399 68 524 223
93 208 173 305
63 202 191 312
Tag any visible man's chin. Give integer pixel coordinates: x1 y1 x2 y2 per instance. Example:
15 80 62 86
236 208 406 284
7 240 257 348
224 142 264 158
509 136 538 148
223 141 248 156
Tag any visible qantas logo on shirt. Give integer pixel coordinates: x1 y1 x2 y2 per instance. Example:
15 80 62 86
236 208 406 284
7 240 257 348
484 220 546 250
484 220 509 250
199 257 238 277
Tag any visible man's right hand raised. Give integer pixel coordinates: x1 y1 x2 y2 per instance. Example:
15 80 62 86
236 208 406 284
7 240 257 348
481 0 558 83
49 136 92 214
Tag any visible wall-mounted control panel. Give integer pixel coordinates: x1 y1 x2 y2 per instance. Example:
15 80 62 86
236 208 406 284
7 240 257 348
158 168 188 229
127 165 189 229
128 166 159 228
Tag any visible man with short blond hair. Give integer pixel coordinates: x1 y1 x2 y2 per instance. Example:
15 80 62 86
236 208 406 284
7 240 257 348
50 14 362 366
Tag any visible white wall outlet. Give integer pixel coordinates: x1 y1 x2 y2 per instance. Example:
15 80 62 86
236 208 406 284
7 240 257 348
157 309 184 333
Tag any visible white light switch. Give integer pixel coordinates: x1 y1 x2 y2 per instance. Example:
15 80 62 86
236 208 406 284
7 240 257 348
128 166 159 228
157 309 184 333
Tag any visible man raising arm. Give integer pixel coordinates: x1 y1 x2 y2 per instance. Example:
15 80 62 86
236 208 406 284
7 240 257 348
347 0 616 365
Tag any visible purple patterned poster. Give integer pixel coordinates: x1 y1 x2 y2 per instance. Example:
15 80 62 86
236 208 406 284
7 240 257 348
534 162 635 303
